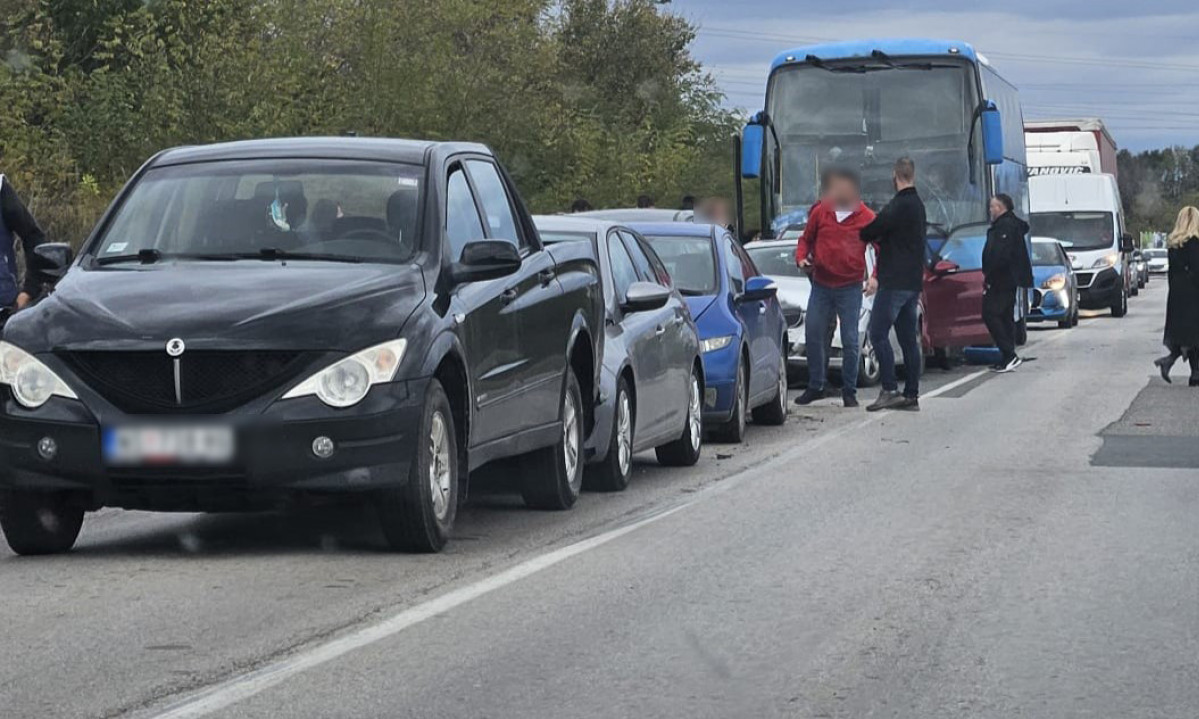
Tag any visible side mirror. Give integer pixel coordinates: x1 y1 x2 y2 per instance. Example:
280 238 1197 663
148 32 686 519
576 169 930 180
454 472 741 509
933 259 960 275
30 243 75 283
741 118 764 179
450 240 522 284
621 281 671 313
739 275 777 302
1119 233 1135 253
980 101 1004 166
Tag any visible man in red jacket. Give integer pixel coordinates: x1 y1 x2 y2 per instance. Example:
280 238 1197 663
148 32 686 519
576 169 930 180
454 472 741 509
794 167 877 408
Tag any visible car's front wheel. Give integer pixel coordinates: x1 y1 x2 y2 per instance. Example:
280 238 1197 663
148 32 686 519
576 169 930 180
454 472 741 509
521 369 585 510
585 376 633 492
656 365 703 467
378 379 458 553
0 490 85 556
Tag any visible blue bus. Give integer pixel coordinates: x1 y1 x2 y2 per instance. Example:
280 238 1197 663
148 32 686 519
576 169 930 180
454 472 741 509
738 39 1032 357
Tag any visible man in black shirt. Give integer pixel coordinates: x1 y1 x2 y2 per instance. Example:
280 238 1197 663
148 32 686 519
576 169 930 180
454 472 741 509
859 157 927 412
0 176 47 311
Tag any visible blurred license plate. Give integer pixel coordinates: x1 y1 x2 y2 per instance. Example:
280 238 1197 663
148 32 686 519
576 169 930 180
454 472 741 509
103 426 235 466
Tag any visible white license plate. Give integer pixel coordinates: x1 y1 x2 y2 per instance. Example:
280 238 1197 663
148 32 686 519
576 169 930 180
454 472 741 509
103 426 235 466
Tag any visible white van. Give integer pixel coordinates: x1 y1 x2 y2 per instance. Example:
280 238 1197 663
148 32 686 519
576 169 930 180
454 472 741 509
1029 174 1134 317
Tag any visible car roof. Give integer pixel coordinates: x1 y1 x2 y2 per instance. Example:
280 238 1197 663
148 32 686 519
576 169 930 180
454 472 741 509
577 208 695 223
532 215 613 235
627 221 718 238
150 136 490 167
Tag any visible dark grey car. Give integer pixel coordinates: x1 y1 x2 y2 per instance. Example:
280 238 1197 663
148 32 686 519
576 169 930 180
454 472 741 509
535 216 704 492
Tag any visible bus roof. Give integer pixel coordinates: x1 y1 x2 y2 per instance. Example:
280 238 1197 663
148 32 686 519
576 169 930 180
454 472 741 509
771 38 980 72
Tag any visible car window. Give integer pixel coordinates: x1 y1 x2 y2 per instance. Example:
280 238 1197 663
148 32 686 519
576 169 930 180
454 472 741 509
607 231 640 301
619 231 657 282
734 242 758 280
641 234 718 296
1032 242 1063 266
633 234 673 287
746 244 802 277
445 166 487 261
723 236 745 293
465 160 522 248
939 231 986 271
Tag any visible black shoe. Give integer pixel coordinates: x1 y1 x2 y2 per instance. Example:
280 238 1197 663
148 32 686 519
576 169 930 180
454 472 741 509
842 394 859 408
795 388 827 406
897 397 920 411
866 390 903 412
994 356 1022 374
1155 355 1178 384
1190 377 1199 388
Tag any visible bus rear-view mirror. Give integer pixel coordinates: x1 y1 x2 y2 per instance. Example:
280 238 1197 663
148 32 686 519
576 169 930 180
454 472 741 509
981 102 1004 166
741 122 764 179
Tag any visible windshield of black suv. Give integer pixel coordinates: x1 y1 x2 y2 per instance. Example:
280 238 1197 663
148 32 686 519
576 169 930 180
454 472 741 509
640 234 718 295
90 159 423 264
746 243 803 277
1029 212 1115 252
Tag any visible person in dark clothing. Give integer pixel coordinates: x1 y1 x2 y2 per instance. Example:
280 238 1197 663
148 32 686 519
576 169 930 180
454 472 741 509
681 195 696 211
1154 206 1199 385
570 198 593 213
860 157 927 412
982 194 1034 373
636 194 655 209
0 176 48 311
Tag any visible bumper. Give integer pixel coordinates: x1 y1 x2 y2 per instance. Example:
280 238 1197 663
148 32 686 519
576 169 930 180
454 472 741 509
700 340 740 423
1078 268 1121 309
1028 287 1071 321
0 381 424 511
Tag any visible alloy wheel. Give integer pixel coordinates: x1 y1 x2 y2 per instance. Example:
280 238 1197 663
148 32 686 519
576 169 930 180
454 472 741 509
428 411 453 522
563 391 581 490
616 391 632 477
687 373 702 452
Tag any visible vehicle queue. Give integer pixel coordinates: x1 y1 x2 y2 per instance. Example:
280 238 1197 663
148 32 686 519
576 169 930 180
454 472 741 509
0 37 1152 557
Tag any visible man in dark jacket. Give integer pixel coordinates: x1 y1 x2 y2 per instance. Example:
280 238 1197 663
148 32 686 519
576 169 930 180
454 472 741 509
860 157 927 411
0 176 48 312
982 193 1034 373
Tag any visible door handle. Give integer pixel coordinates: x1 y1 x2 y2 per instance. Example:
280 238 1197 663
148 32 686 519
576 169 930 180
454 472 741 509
501 288 518 305
538 268 556 285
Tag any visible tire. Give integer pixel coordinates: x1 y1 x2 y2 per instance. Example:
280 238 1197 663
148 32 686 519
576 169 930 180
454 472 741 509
1058 317 1071 329
0 490 85 556
584 376 633 492
1111 287 1128 317
752 353 788 425
1131 281 1139 297
857 337 880 388
520 369 585 510
1015 318 1028 346
656 365 703 467
931 347 952 371
711 358 747 444
377 379 458 553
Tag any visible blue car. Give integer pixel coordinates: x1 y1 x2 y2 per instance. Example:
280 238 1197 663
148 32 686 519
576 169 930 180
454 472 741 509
1029 237 1079 329
630 223 788 442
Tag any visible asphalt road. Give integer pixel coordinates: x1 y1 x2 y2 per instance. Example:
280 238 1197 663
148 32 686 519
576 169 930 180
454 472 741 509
4 282 1197 719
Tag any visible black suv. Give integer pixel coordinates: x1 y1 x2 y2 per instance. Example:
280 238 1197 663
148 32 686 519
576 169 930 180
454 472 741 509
0 138 603 554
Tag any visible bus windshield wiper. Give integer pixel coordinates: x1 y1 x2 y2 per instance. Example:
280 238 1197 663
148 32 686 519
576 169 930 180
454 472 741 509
95 248 163 266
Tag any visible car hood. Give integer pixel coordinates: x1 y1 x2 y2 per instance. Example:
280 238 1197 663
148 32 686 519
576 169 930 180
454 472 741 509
4 262 426 354
684 294 719 322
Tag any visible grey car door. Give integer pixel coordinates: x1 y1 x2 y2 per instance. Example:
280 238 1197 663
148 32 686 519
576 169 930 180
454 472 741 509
621 230 690 441
607 230 666 444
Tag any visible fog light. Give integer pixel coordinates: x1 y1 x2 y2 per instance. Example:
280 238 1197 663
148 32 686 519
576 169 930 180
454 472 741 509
37 436 57 461
312 436 335 459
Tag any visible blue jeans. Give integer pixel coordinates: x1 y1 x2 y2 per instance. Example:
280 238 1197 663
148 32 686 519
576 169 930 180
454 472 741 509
868 288 922 398
805 281 862 395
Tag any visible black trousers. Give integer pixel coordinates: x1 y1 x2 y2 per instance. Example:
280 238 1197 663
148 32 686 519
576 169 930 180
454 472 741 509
983 286 1018 362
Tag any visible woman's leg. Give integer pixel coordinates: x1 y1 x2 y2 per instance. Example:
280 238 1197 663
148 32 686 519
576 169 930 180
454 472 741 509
1156 343 1182 383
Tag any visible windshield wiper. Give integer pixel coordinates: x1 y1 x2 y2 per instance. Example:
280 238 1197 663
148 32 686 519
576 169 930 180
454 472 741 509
244 247 363 264
95 248 163 266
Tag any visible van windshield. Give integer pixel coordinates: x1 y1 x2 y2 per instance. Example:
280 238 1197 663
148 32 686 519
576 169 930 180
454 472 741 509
1029 212 1115 251
90 159 423 264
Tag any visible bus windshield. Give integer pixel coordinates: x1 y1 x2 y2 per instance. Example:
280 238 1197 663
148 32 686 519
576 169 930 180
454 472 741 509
767 60 985 231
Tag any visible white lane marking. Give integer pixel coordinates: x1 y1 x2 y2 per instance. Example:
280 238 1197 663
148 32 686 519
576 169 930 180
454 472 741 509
141 361 1013 718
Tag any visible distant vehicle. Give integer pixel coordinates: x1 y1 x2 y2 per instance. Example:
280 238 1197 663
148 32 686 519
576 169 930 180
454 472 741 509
1030 173 1135 317
745 237 921 387
735 39 1032 360
1132 249 1150 289
1029 238 1079 329
1024 118 1119 181
1145 248 1169 275
0 137 606 556
630 222 787 443
577 208 694 223
534 216 704 491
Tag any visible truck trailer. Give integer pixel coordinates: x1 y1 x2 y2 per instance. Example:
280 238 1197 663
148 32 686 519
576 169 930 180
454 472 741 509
1024 118 1118 180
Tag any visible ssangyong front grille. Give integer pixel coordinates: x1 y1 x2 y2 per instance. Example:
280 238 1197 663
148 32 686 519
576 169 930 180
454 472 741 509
60 350 314 414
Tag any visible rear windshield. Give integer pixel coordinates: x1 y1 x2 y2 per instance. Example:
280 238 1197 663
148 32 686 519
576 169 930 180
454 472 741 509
746 243 802 277
641 235 717 296
90 159 424 264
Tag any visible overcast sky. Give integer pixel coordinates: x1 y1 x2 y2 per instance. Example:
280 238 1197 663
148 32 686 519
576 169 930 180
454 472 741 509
670 0 1199 152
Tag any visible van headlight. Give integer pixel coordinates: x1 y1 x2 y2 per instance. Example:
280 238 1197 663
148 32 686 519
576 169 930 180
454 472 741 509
1092 253 1119 269
700 335 735 354
283 339 407 408
0 341 78 409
